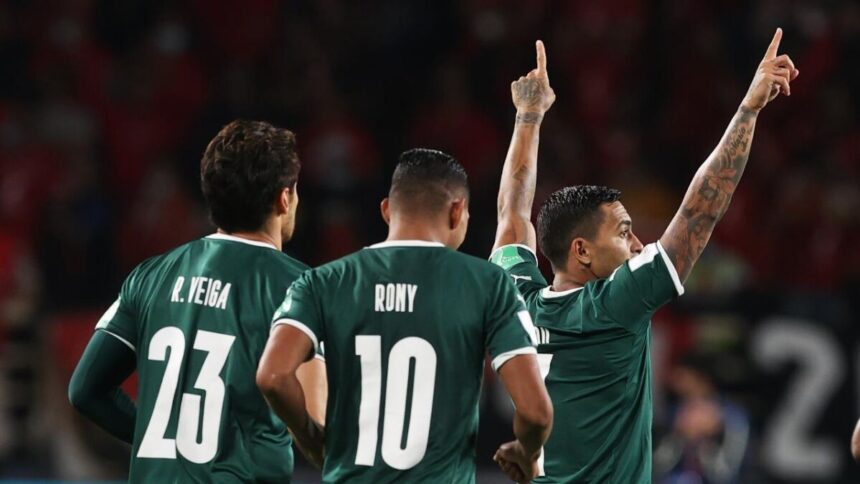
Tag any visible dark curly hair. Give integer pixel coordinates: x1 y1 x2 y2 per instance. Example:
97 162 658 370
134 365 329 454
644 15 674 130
200 120 301 233
537 185 622 269
389 148 469 214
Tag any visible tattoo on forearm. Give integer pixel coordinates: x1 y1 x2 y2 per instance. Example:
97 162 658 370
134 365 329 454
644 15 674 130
663 106 758 280
516 112 543 125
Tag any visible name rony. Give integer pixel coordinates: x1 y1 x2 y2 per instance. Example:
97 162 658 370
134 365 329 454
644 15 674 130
374 283 417 313
170 276 231 310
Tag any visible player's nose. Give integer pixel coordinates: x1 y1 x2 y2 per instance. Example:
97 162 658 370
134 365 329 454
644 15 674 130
631 233 644 255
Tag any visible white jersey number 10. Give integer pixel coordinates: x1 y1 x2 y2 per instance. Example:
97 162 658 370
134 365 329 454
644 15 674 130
354 335 437 470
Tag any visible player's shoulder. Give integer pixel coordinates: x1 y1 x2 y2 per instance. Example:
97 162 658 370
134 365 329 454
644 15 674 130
585 242 676 291
455 249 507 271
299 249 362 282
126 240 194 281
490 244 539 269
265 250 310 277
439 250 514 285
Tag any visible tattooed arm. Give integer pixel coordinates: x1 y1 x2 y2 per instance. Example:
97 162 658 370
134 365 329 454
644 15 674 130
493 40 556 254
661 28 798 281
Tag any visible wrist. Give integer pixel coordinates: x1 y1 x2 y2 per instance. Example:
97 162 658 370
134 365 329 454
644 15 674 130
516 439 542 461
738 102 760 116
515 111 544 126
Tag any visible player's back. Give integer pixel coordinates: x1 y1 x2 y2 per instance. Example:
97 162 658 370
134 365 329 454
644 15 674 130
531 285 653 483
101 233 308 483
274 240 535 483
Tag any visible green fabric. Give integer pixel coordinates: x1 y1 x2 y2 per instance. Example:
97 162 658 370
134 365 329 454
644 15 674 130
95 235 309 483
69 330 137 443
273 242 535 484
490 243 683 484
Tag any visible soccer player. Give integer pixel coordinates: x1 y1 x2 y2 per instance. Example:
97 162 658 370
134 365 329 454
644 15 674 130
256 148 553 483
68 120 326 483
491 33 797 482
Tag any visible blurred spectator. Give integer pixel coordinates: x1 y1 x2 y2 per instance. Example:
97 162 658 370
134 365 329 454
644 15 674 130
655 355 751 484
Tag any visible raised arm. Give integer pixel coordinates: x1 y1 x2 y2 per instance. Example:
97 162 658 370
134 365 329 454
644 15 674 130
493 40 556 254
660 28 798 281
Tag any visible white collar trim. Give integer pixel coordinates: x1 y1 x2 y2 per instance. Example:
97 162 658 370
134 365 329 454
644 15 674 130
205 233 278 250
368 240 445 249
541 285 584 299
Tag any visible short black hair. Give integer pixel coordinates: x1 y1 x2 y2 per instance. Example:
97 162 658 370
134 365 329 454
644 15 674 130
200 120 300 233
537 185 622 269
389 148 468 214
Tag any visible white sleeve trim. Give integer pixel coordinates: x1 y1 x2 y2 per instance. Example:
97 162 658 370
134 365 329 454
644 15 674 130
492 346 537 372
98 329 136 352
517 310 538 345
489 243 538 262
272 318 320 353
313 353 326 362
656 241 685 296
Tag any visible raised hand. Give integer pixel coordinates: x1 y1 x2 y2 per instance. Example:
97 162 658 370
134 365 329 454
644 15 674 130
660 29 797 282
511 40 556 123
742 28 800 112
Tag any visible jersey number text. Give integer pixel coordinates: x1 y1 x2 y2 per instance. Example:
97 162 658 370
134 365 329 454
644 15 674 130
354 335 437 470
137 326 236 463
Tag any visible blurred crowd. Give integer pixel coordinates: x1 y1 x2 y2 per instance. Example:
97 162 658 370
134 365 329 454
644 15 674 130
0 0 858 481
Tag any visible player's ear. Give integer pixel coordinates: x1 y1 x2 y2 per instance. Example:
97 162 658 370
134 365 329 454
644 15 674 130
449 197 467 230
380 198 391 226
569 237 592 267
276 187 292 215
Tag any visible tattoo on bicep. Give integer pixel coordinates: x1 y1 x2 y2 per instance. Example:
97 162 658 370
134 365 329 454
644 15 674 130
666 107 757 279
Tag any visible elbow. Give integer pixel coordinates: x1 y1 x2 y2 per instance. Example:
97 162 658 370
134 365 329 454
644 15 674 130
68 381 89 414
520 399 554 432
256 367 290 400
497 208 530 225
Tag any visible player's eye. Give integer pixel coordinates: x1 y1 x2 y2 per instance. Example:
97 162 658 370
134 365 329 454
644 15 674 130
620 230 629 238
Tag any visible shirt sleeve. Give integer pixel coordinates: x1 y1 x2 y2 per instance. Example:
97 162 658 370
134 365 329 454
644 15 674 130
95 267 143 351
489 244 548 302
272 272 324 358
590 241 684 333
68 330 137 443
484 267 538 372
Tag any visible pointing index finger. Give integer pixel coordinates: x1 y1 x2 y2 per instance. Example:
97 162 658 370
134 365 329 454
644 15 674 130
764 27 782 60
536 40 548 75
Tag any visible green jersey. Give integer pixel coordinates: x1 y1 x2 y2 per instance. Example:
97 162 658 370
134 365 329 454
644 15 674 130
95 233 310 483
490 242 684 483
272 240 537 483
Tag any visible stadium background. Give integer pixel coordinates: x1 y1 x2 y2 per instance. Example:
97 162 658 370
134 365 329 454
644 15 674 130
0 0 858 482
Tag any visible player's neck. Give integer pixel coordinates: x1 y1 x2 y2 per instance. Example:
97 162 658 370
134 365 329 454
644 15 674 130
385 222 448 246
551 271 591 292
217 227 283 251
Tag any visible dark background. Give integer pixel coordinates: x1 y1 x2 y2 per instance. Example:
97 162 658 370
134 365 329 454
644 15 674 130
0 0 858 482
